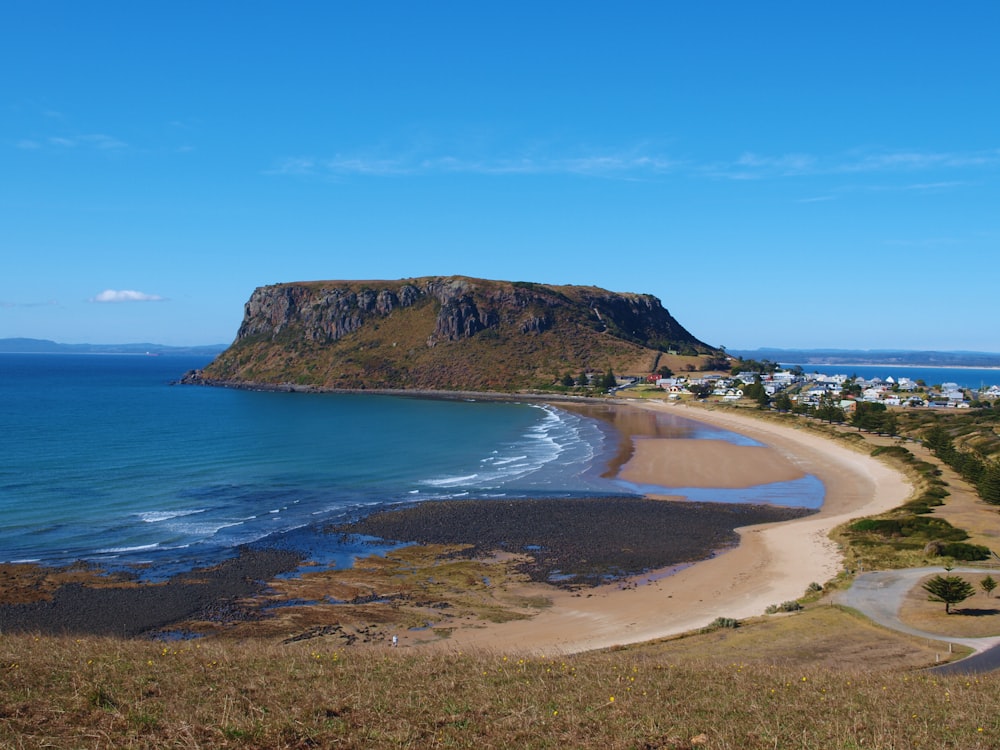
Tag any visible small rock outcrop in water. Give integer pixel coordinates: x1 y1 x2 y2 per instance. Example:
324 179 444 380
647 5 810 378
193 276 721 392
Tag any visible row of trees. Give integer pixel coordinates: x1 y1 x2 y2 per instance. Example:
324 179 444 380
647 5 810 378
763 391 899 436
850 401 899 436
924 425 1000 505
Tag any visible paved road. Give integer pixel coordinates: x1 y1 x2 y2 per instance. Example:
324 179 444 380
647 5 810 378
837 567 1000 674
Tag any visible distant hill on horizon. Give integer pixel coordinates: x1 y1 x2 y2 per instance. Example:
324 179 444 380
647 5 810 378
731 348 1000 368
0 337 226 357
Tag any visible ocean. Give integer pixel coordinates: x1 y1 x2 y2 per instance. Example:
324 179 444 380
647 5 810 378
785 363 1000 390
0 354 820 580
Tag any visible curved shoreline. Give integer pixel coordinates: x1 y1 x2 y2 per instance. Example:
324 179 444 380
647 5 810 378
0 393 912 648
435 399 912 654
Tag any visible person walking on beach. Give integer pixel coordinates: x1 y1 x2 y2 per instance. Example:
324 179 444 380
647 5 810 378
391 634 398 648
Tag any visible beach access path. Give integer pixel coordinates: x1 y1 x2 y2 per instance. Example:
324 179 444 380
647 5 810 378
440 400 913 655
837 567 1000 674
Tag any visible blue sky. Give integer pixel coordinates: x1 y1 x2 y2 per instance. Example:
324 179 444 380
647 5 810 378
2 3 998 351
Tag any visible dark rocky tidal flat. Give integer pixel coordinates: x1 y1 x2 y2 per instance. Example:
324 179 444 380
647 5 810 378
335 497 814 587
0 549 302 638
0 498 812 637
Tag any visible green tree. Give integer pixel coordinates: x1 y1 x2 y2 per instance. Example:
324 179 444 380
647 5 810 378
841 378 863 397
922 574 976 613
981 575 997 598
600 368 617 391
815 397 847 424
576 371 589 387
923 424 953 453
879 411 899 437
561 372 575 388
687 383 712 399
741 377 766 403
774 392 793 412
851 401 887 431
977 462 1000 506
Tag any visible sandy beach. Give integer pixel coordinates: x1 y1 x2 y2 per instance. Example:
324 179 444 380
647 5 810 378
437 399 912 655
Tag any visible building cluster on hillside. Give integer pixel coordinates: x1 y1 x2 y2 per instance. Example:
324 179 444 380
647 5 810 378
651 369 1000 410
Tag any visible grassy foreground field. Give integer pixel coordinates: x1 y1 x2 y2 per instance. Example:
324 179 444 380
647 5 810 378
2 607 998 750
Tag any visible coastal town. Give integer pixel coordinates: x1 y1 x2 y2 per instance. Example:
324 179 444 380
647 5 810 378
647 368 998 411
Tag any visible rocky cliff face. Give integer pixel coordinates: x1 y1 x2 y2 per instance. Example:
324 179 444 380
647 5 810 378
236 277 703 348
237 282 424 343
202 276 717 391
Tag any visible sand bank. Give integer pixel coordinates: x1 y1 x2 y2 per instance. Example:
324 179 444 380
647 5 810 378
438 400 911 655
619 438 805 489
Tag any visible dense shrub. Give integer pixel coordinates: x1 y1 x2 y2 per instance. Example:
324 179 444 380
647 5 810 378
848 516 967 542
708 617 740 630
938 542 992 561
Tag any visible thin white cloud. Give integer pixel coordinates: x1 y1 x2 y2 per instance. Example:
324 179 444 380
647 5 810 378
12 133 129 152
90 289 166 303
49 133 128 150
839 149 1000 173
268 150 683 179
268 144 1000 182
704 147 1000 182
325 156 410 176
264 157 320 176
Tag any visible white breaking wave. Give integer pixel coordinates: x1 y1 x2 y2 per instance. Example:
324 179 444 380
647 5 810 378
138 509 207 523
422 473 480 487
419 404 606 494
96 543 160 554
482 455 528 466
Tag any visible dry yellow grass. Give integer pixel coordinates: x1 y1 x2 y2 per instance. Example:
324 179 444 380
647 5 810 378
2 608 997 750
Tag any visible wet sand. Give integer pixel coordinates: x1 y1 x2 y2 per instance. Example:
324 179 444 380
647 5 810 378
620 438 805 489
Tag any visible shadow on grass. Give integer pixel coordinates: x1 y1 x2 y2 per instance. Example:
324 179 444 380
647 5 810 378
953 608 1000 617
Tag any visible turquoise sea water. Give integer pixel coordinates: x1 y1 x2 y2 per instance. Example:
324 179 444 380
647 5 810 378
0 354 822 579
